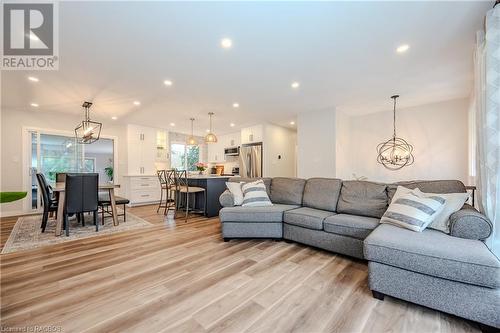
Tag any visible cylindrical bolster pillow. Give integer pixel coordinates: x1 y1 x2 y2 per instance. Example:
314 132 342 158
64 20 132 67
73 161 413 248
449 204 492 240
219 190 235 207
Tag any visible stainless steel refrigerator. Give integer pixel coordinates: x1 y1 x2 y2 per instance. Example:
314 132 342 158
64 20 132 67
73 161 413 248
239 143 262 178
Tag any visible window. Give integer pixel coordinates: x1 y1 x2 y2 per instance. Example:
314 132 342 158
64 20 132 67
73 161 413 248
170 143 200 171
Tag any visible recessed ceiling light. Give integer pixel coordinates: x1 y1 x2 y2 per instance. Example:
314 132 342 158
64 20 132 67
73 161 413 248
170 122 175 127
291 81 300 89
230 123 235 127
290 121 295 125
28 76 39 82
221 38 232 49
396 44 410 53
232 103 239 108
111 116 117 120
30 103 39 107
164 80 173 86
133 101 141 106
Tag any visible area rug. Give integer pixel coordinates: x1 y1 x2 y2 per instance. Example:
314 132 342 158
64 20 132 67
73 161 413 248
1 210 154 254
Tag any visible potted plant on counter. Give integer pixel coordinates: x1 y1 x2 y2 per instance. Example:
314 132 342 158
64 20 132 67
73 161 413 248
195 162 208 175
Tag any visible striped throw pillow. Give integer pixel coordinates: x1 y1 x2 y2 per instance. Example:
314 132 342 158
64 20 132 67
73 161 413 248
381 188 446 232
241 180 273 207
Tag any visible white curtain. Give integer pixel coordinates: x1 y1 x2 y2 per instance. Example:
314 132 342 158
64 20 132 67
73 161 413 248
473 6 500 256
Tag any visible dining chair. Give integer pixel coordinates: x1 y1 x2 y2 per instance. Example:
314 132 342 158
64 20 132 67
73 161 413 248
98 193 130 223
36 173 58 232
174 170 206 222
64 173 99 236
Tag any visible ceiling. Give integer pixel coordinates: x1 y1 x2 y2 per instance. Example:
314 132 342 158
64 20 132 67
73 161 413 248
1 1 490 136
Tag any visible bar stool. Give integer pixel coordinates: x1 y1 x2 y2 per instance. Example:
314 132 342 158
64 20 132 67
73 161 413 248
157 170 168 214
165 170 177 216
174 170 206 222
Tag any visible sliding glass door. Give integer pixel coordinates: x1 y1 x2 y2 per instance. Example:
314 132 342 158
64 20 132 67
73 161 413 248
27 129 114 211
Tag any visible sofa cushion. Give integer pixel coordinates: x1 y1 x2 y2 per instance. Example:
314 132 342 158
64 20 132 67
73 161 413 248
364 224 500 288
219 204 299 222
228 177 272 197
324 214 379 239
270 177 306 205
387 180 466 202
302 178 342 211
283 207 335 231
337 181 388 218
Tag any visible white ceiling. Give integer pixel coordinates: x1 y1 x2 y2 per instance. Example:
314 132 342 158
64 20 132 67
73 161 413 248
1 1 490 136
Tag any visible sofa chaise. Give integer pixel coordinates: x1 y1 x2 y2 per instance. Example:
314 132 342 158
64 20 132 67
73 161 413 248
218 177 500 330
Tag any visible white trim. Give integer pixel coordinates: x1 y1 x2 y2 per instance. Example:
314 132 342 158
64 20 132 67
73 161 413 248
0 210 40 218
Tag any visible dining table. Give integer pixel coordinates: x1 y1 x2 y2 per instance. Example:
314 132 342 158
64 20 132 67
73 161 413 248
52 182 121 236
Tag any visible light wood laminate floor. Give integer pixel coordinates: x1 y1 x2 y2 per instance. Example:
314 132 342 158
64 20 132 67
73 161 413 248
0 205 480 333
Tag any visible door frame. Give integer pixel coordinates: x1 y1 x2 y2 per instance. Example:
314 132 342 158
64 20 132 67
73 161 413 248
22 126 119 213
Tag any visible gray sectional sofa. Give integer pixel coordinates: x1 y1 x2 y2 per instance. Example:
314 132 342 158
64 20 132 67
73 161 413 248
219 177 500 330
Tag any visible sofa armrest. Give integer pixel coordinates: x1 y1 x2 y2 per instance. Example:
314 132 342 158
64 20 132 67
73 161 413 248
449 204 492 240
219 190 235 208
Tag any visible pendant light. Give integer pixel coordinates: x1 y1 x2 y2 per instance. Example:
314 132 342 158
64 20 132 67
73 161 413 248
204 112 218 143
376 95 414 170
186 118 197 146
75 101 102 144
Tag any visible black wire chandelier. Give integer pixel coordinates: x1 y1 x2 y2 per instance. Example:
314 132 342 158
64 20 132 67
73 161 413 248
75 101 102 144
376 95 414 170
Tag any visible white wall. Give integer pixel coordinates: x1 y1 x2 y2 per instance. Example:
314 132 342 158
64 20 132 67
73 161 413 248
297 108 336 178
263 124 296 177
0 108 128 215
336 98 469 183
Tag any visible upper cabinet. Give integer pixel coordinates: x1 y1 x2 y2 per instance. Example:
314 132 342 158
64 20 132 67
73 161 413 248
226 132 240 147
241 125 263 144
207 140 225 163
207 131 241 163
156 130 169 161
127 125 168 175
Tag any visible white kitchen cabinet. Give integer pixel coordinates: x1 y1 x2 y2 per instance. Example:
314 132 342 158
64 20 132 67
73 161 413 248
156 130 169 162
241 125 263 144
127 125 158 175
123 175 161 206
208 140 225 163
226 132 240 147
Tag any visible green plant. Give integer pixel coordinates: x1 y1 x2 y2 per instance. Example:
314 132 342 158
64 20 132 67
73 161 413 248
104 166 114 181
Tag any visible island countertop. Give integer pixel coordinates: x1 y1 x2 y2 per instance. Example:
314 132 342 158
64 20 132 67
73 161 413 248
187 175 238 179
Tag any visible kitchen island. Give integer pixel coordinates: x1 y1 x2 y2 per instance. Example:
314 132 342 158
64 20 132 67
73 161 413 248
185 175 236 217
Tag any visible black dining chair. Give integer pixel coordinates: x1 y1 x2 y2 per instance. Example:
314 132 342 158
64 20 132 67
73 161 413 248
98 193 130 224
64 173 99 236
36 173 58 233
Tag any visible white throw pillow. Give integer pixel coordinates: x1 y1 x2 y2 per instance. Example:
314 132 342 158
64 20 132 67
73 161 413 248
414 188 469 234
390 185 414 203
226 182 244 206
381 188 446 232
241 180 273 207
